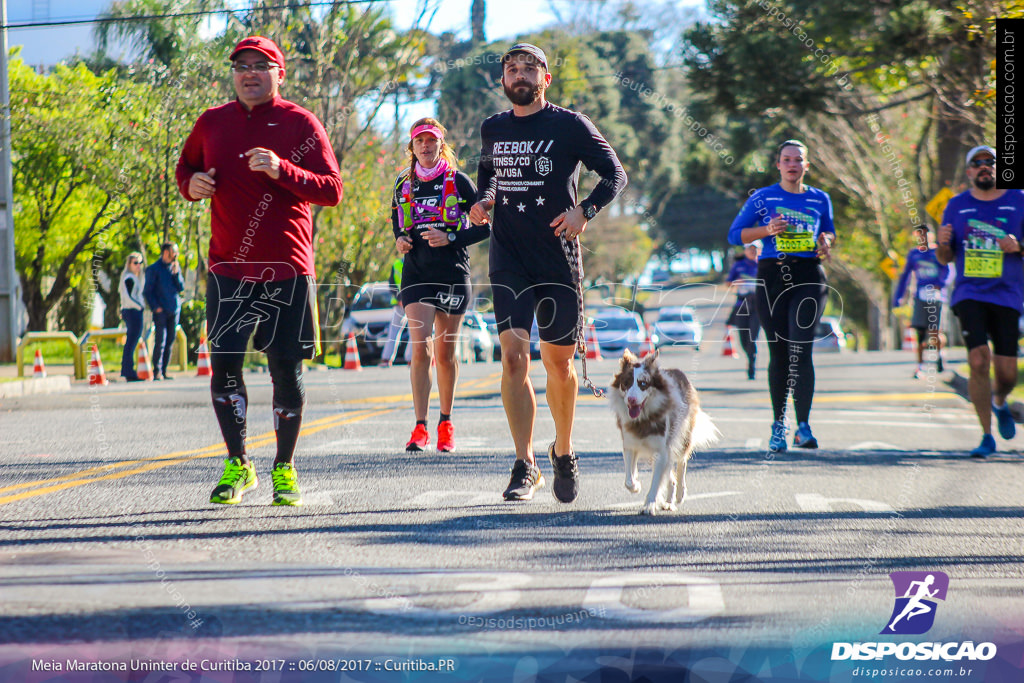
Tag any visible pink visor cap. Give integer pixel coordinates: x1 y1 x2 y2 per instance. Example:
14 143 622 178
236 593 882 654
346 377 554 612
411 124 444 141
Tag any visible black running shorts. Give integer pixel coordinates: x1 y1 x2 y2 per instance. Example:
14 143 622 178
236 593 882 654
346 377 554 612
911 297 944 332
953 299 1020 356
399 278 472 315
490 270 579 346
206 271 320 359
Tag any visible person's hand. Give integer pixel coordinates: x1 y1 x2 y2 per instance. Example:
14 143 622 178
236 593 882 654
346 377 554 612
245 147 281 180
396 236 413 254
469 200 494 225
998 233 1021 254
937 223 953 246
551 206 588 240
155 307 163 314
816 233 833 261
765 214 788 237
424 228 452 247
189 168 216 199
170 261 180 275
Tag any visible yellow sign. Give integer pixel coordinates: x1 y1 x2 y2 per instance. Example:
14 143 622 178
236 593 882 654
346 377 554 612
926 188 954 225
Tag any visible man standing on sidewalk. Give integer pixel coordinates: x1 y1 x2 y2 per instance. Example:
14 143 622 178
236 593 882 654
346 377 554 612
143 242 185 380
937 145 1024 457
470 43 627 502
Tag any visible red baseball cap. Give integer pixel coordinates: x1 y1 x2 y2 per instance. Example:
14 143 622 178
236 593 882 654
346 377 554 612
229 36 285 68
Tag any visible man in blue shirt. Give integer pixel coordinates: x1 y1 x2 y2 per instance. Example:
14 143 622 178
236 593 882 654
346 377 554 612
893 226 955 378
143 242 185 380
937 145 1024 457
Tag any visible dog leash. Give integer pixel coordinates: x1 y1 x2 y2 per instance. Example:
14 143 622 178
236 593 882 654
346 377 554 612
560 233 605 399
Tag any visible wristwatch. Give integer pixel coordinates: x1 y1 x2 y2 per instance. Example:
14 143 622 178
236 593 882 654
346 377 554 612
447 232 457 243
579 201 598 221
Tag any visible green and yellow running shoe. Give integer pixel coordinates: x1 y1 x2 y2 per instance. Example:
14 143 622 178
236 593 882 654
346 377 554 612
210 456 258 505
271 462 303 506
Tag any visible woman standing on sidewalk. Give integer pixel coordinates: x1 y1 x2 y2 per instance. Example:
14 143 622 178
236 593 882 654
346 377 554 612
118 252 146 382
391 118 490 452
728 139 835 452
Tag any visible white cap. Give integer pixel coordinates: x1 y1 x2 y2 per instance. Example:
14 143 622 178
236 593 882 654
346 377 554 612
965 145 996 165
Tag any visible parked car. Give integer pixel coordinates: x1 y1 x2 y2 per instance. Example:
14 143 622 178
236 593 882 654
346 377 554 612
813 315 848 353
589 308 647 355
652 306 703 350
340 281 401 365
459 310 494 362
481 312 502 361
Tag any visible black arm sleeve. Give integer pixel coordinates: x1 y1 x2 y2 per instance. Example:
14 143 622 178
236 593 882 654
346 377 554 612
452 171 490 248
390 173 405 241
476 123 496 203
125 278 135 297
574 114 627 212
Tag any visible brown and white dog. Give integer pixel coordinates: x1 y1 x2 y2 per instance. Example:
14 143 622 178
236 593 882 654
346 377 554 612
609 349 720 515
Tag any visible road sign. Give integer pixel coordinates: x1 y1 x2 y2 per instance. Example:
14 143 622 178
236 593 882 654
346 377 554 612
926 188 954 225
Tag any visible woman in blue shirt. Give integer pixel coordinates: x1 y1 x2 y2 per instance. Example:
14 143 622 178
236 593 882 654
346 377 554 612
728 140 835 452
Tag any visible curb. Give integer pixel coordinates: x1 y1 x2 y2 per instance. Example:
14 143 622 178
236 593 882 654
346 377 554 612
948 370 1024 422
0 376 72 400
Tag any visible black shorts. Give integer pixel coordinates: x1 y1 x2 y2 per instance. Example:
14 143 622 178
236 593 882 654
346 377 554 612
490 270 579 346
206 272 320 359
399 278 471 315
911 298 944 331
953 300 1020 356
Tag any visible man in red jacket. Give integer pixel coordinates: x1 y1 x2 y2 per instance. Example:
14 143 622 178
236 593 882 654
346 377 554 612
176 36 342 506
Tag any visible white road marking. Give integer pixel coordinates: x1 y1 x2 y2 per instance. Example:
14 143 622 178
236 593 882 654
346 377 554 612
582 573 724 623
609 491 741 509
794 492 895 513
848 441 905 451
744 438 762 449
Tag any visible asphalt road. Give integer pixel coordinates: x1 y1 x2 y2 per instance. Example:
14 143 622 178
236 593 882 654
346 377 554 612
1 330 1023 682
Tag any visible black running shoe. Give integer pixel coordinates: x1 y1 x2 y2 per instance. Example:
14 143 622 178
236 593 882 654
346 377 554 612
548 442 579 503
502 459 544 501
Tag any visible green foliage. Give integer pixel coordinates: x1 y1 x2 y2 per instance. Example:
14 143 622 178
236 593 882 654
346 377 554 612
179 299 207 362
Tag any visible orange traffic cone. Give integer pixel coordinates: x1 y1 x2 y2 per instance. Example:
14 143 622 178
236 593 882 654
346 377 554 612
343 332 363 370
902 327 917 351
135 340 153 381
639 324 654 358
88 343 108 386
722 326 739 358
32 349 46 378
196 337 212 377
585 323 603 360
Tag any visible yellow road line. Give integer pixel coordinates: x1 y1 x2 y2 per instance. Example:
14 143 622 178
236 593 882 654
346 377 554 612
333 372 502 406
0 408 379 497
0 408 392 506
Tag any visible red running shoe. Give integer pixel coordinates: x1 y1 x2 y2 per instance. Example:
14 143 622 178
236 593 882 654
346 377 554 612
437 421 455 452
406 424 430 452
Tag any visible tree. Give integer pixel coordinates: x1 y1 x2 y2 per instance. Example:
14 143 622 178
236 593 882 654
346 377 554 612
10 57 133 332
682 0 1001 347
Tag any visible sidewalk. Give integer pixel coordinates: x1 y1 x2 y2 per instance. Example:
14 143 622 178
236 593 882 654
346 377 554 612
0 362 74 399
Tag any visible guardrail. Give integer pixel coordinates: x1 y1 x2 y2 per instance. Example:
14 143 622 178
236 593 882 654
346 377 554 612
16 331 82 378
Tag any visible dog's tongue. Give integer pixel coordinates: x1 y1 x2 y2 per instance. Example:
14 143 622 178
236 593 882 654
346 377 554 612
628 403 643 419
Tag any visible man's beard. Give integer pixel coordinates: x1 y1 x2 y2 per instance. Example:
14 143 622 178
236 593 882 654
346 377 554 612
974 173 995 191
503 81 542 106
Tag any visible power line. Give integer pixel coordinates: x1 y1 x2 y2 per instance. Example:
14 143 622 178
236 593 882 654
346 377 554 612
3 1 382 31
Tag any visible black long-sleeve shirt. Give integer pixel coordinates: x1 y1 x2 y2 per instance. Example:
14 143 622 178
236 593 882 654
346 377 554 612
477 102 627 284
390 169 489 284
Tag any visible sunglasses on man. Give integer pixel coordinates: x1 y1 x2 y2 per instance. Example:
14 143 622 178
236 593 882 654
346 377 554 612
969 158 996 168
231 62 279 73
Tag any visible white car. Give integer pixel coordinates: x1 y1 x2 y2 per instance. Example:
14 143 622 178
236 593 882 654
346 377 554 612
813 315 848 353
652 306 703 350
589 308 648 355
459 311 494 363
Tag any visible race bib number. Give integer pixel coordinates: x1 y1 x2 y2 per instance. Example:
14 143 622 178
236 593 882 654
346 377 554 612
774 208 817 253
963 219 1005 278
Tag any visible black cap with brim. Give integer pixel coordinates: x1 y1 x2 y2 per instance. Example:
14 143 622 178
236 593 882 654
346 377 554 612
502 43 548 69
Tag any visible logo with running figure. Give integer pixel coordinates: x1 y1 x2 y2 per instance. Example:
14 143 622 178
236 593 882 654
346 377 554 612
881 571 949 635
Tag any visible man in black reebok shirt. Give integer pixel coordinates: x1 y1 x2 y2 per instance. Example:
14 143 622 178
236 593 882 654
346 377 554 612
470 43 627 503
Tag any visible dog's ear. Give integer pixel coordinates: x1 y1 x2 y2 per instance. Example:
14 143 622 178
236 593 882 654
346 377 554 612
642 348 660 366
621 349 638 368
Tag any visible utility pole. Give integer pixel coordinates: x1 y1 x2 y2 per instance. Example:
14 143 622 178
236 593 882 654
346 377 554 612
0 0 20 361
